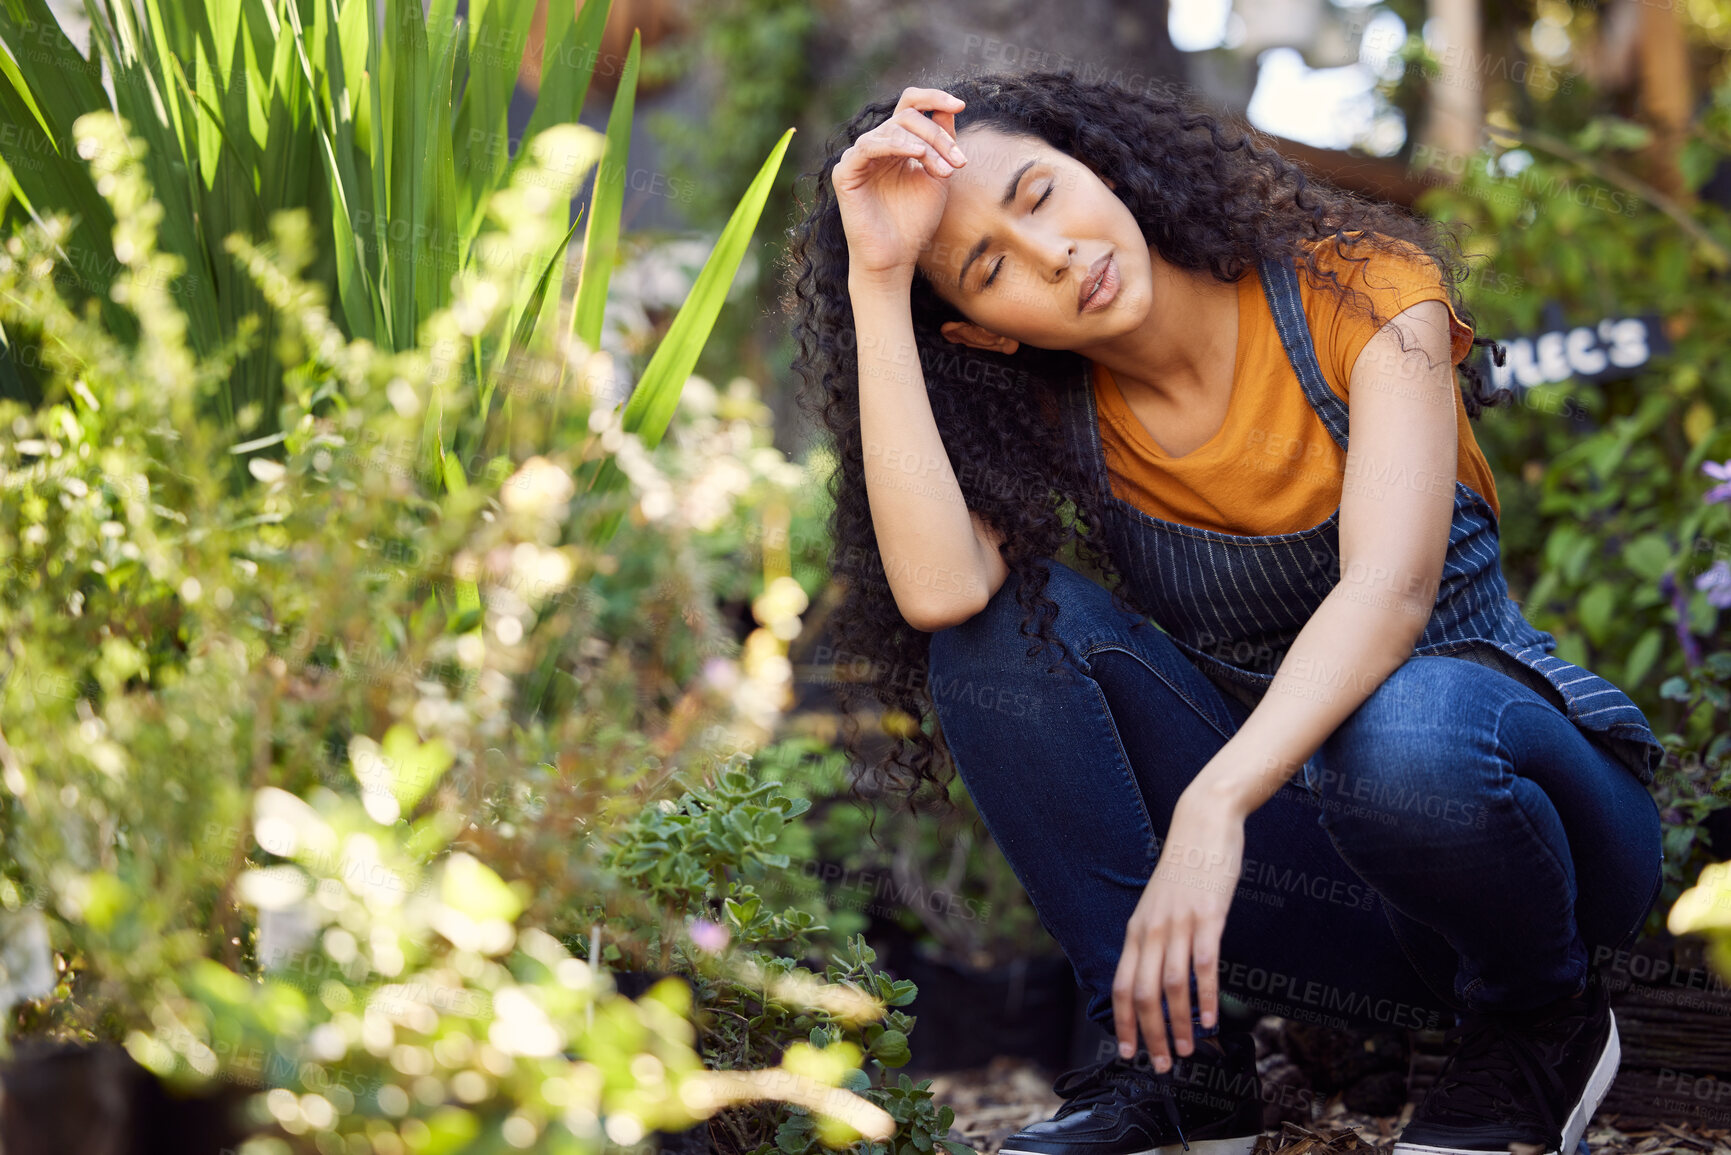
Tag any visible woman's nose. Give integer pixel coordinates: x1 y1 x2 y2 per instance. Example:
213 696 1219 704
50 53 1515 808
1018 228 1073 281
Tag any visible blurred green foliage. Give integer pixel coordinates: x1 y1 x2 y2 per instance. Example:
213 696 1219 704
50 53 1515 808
744 737 1054 973
1416 80 1731 936
641 0 816 231
0 103 960 1153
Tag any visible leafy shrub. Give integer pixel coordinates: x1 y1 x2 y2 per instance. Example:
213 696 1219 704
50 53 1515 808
742 739 1053 973
0 107 911 1152
563 755 977 1155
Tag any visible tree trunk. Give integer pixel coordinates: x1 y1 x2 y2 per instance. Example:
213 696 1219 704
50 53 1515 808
1420 0 1483 168
1635 0 1692 202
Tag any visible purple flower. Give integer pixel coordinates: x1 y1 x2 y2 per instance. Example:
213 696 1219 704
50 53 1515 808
1697 561 1731 609
1662 571 1703 668
701 657 740 692
688 917 730 954
1702 460 1731 505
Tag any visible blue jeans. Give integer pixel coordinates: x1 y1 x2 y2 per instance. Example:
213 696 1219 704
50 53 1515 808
927 559 1664 1041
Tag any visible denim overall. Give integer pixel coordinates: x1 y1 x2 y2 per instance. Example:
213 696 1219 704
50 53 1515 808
1057 253 1666 788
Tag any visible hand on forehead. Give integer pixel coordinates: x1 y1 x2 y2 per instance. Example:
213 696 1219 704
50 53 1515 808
918 128 1090 285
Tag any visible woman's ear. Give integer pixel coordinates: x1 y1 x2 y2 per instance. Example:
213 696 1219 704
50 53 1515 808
941 320 1020 356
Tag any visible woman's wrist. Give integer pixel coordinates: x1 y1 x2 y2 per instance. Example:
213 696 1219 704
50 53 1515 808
848 262 915 297
1189 740 1298 821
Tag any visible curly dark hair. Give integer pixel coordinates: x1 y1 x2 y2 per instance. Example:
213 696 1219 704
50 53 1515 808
779 68 1512 820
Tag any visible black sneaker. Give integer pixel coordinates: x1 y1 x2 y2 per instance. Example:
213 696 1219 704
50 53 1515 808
997 1031 1264 1155
1393 969 1618 1155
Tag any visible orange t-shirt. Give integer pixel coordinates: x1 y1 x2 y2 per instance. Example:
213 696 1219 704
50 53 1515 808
1091 240 1498 536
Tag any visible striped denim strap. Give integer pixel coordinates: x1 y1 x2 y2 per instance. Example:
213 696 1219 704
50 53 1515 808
1257 254 1350 452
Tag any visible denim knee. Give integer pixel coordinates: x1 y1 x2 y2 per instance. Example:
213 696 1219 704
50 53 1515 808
1308 657 1506 838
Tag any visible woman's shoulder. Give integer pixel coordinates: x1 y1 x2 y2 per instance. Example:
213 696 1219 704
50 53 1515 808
1287 232 1476 374
1291 231 1446 293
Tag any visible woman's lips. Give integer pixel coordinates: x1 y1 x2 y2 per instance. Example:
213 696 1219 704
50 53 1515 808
1080 254 1119 314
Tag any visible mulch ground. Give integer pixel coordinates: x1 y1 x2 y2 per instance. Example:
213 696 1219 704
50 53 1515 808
925 1055 1731 1155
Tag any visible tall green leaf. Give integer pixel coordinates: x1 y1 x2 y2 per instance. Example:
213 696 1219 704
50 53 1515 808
569 28 636 354
416 18 460 328
510 0 611 181
584 127 795 542
451 0 535 237
0 0 637 438
0 0 133 343
281 0 378 341
624 127 794 448
382 0 431 343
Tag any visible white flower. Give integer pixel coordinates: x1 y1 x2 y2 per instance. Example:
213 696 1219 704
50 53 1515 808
489 987 563 1057
248 458 286 484
0 910 55 1009
237 865 311 910
509 543 574 601
386 378 420 417
752 576 810 638
453 280 503 337
682 459 753 532
501 456 576 521
682 375 718 416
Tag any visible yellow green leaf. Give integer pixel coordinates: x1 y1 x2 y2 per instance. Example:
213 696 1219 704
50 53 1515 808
440 851 523 923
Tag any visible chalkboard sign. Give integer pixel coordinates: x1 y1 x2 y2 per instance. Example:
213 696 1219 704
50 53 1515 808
1485 314 1670 393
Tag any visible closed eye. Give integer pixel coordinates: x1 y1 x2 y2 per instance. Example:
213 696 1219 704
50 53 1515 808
983 184 1055 289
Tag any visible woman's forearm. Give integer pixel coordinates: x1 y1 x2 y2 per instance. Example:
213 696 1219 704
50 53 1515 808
850 274 995 630
1191 574 1435 819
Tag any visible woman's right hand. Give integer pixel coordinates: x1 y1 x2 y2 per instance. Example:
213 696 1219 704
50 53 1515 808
834 87 970 285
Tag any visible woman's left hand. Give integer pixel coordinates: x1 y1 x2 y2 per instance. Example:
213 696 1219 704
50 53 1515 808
1111 781 1247 1071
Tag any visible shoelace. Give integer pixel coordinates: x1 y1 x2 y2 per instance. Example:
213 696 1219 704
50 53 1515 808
1425 1012 1567 1151
1047 1054 1192 1150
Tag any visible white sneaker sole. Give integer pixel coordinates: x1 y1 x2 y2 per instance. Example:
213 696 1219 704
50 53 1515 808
1000 1139 1257 1155
1393 1008 1620 1155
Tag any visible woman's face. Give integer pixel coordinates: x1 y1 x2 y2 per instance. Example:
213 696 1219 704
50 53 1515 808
915 125 1153 355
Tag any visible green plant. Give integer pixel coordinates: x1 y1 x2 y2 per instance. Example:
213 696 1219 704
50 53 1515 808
574 758 977 1155
1412 93 1731 934
1652 655 1731 936
0 101 887 1151
732 738 871 950
0 0 600 423
165 787 721 1151
0 0 794 507
642 0 814 232
693 935 924 1155
1668 855 1731 982
775 1071 971 1155
1416 120 1729 684
595 760 824 968
742 738 1052 973
635 0 833 395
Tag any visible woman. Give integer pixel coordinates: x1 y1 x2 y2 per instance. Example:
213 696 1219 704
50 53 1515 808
783 70 1665 1155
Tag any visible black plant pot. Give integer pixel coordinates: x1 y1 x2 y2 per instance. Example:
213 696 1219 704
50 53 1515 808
1706 805 1731 861
609 967 696 1001
897 952 1080 1075
0 1039 251 1155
